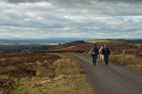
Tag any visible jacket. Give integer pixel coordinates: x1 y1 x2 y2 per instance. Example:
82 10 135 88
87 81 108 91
90 46 99 55
102 48 110 55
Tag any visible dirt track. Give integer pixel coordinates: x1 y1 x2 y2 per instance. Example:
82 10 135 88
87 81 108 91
73 54 142 94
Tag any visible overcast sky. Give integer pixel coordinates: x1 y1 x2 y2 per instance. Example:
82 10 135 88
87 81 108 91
0 0 142 39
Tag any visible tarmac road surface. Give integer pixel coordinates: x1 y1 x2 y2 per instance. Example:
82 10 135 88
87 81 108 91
73 54 142 94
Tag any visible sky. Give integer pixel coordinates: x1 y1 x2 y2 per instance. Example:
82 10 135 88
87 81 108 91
0 0 142 39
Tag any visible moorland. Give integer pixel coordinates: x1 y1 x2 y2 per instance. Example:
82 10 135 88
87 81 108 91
0 39 142 94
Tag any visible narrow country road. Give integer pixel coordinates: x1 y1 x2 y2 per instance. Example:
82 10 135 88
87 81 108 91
73 54 142 94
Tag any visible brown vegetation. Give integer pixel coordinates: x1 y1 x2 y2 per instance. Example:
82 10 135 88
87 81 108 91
46 40 142 57
0 53 92 94
45 40 142 71
0 53 60 94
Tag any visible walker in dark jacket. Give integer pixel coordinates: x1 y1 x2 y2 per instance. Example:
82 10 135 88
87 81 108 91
90 44 99 65
102 45 110 65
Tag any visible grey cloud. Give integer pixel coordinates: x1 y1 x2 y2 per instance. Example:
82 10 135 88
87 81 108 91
97 0 142 3
7 0 47 3
4 0 142 16
6 0 142 3
0 0 142 39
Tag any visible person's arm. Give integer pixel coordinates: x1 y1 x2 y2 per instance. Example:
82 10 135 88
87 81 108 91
89 47 93 53
97 48 99 55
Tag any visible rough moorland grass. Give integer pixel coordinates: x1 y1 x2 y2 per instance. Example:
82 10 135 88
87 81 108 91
10 56 93 94
110 54 142 70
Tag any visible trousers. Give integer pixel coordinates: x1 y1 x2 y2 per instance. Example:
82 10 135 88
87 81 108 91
99 54 104 62
104 55 109 65
92 54 97 64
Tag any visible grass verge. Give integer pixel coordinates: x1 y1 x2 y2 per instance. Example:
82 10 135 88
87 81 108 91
110 54 142 70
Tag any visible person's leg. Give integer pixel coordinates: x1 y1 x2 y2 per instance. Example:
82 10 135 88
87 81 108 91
102 54 104 62
107 55 109 65
104 55 107 65
92 55 97 65
100 54 104 62
94 55 97 65
92 55 95 64
104 55 108 65
99 54 102 61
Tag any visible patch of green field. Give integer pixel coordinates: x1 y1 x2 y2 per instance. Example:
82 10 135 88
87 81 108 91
0 43 55 51
86 40 122 43
0 43 15 45
39 43 59 45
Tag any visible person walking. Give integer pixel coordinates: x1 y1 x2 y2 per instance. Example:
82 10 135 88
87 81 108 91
90 44 99 65
99 45 104 62
102 45 110 65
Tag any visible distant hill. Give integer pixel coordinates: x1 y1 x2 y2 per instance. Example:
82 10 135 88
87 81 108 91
45 39 142 57
62 40 86 47
0 38 95 43
0 38 141 44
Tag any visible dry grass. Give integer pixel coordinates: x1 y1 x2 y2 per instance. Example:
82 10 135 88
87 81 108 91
0 54 93 94
110 54 142 70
